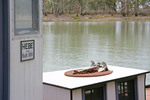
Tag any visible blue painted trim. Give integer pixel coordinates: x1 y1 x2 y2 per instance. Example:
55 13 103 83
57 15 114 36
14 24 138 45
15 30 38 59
0 0 4 99
3 0 10 100
82 89 85 100
115 82 119 100
104 84 107 100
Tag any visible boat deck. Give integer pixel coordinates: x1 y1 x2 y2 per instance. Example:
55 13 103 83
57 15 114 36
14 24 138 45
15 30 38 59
146 88 150 100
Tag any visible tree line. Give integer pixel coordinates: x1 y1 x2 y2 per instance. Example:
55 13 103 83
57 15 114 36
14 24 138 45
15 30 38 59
43 0 150 17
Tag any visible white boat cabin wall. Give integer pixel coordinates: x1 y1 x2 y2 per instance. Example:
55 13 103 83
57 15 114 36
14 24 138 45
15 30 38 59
43 66 150 100
9 0 43 100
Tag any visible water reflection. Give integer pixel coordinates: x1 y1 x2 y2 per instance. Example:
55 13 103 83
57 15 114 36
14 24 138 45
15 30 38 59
43 21 150 84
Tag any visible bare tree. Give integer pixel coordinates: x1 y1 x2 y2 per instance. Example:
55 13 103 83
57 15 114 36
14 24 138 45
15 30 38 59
134 0 139 16
74 0 80 16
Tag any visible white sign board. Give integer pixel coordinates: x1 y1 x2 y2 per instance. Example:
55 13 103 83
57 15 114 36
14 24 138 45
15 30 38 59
21 40 35 62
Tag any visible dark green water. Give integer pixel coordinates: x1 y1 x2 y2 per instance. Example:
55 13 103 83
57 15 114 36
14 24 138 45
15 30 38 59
43 21 150 84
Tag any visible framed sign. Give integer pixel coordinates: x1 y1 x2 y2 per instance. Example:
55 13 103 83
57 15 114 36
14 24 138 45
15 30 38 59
21 40 35 62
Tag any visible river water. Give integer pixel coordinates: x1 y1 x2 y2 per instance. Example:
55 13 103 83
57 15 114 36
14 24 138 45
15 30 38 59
43 21 150 84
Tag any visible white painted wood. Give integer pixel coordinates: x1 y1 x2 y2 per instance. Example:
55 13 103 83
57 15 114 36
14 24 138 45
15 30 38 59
43 66 149 89
43 84 70 100
137 74 145 100
10 38 43 100
9 0 43 100
106 81 116 100
72 89 82 100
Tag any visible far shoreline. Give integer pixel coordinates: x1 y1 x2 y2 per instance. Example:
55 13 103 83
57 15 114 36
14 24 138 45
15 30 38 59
43 14 150 22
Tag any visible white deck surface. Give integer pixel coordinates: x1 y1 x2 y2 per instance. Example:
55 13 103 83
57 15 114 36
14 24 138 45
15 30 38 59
43 65 150 90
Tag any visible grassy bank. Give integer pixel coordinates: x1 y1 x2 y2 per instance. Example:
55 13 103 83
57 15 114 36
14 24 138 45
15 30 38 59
43 14 150 22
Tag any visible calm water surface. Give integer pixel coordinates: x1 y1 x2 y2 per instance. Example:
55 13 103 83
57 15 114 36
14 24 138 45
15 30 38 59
43 21 150 84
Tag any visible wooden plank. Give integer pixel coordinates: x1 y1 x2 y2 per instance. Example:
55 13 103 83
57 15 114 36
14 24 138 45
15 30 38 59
137 74 146 100
72 89 82 100
43 84 70 100
9 0 43 99
106 81 116 100
10 38 43 100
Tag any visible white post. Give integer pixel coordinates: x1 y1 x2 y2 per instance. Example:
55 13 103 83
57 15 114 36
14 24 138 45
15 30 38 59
106 81 116 100
72 89 82 100
137 74 146 100
9 0 43 100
